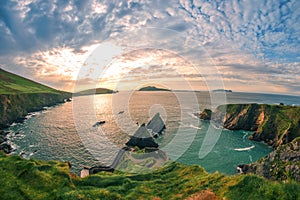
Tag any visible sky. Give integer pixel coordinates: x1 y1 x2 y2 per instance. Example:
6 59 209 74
0 0 299 95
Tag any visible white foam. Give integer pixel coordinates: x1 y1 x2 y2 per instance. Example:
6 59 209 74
242 132 248 141
234 145 255 151
189 124 202 130
188 112 199 119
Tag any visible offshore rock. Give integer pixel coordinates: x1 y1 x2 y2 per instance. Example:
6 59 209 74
126 125 159 149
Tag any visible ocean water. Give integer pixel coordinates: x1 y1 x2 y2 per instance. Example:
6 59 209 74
6 91 300 175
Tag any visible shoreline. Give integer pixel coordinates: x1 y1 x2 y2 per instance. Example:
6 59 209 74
0 96 71 155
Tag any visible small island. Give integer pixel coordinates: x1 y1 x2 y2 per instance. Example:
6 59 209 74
74 88 117 96
138 86 171 92
212 89 233 92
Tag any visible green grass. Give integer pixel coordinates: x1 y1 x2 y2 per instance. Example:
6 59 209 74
1 152 299 200
0 69 60 94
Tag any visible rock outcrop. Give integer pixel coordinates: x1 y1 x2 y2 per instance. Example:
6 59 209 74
0 130 12 154
238 137 300 182
146 113 166 136
126 125 159 149
198 104 300 148
197 103 300 182
194 109 212 120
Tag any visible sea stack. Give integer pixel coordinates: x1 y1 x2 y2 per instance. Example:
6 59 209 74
126 124 159 149
146 113 166 135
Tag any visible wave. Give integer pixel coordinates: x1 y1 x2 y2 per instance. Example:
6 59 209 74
212 123 222 130
189 124 202 130
242 132 249 141
234 145 255 151
188 112 199 119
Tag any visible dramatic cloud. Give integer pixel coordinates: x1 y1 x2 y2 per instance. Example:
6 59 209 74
0 0 299 95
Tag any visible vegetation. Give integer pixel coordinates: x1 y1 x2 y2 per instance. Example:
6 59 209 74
0 152 299 200
215 104 300 148
0 68 61 94
239 137 300 182
0 68 70 128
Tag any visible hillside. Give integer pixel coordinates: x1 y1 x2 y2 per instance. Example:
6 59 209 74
138 86 171 91
0 151 299 200
0 69 59 94
0 68 71 128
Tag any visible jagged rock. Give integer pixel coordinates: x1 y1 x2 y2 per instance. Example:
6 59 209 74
238 137 300 182
146 113 166 134
0 143 13 154
196 104 300 149
126 125 158 149
195 109 212 120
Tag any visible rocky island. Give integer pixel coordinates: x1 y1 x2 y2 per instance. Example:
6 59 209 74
82 113 167 177
74 87 117 96
138 86 171 91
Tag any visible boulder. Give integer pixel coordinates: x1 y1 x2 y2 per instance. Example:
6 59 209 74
194 109 212 120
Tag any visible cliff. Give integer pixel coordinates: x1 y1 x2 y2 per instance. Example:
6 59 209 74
202 104 300 148
197 103 300 181
238 137 300 182
0 68 71 128
0 93 70 128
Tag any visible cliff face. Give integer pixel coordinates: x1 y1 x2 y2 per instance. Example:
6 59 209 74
198 103 300 181
0 92 70 128
212 104 300 148
238 137 300 182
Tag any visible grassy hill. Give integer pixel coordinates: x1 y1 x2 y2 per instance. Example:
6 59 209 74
0 68 70 128
0 151 299 200
0 68 60 94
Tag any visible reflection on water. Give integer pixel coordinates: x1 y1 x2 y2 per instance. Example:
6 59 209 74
7 91 300 175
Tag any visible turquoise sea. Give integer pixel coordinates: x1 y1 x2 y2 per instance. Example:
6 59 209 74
6 91 300 175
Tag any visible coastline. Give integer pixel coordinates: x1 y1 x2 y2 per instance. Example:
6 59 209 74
196 103 300 181
0 92 71 154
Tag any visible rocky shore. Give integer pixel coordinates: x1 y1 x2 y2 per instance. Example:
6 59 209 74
198 104 300 148
0 93 71 129
196 103 300 182
0 130 12 153
238 137 300 182
0 92 71 154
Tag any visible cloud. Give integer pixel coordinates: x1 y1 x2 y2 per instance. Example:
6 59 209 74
0 0 299 95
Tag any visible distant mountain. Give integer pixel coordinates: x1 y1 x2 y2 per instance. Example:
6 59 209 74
0 68 61 94
138 86 171 91
74 88 117 96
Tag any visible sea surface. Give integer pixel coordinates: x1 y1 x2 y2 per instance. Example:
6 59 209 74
6 91 300 175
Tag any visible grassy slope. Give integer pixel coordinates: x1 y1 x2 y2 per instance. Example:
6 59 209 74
0 69 60 94
0 68 71 128
0 152 299 200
